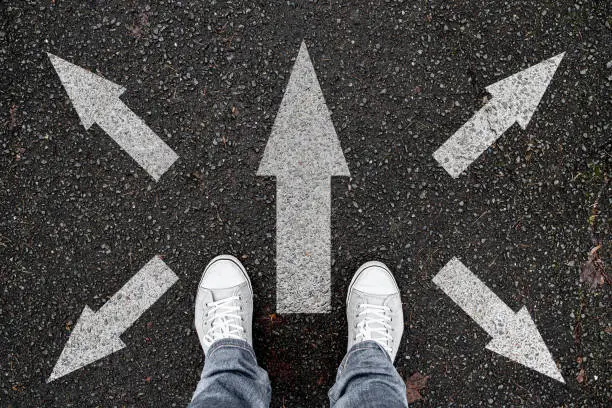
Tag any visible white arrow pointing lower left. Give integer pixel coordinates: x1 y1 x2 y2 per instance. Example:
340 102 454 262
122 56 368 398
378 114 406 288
48 53 178 181
48 256 178 382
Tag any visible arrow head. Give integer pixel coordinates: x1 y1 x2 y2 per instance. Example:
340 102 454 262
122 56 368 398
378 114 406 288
485 53 565 129
47 53 126 129
257 41 350 179
485 306 565 383
47 305 126 382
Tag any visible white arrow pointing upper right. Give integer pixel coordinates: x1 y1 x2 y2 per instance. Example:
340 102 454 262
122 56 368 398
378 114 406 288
433 53 565 178
433 257 565 383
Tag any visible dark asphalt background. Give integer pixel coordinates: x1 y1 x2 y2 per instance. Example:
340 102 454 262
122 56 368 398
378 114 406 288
2 0 610 406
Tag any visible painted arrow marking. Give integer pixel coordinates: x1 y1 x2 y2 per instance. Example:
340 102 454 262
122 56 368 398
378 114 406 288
48 256 178 382
257 41 350 313
48 53 178 181
433 52 565 178
433 257 564 383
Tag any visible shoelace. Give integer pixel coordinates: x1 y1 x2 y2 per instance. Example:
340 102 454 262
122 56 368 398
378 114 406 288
203 296 245 347
355 303 393 356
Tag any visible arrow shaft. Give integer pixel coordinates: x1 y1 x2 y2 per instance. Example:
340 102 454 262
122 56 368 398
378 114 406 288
97 256 178 334
275 177 331 313
433 99 515 178
432 258 515 337
96 99 178 181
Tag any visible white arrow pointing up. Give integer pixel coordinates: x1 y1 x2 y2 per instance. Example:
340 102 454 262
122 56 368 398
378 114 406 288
433 257 564 383
258 41 350 313
48 53 179 181
433 53 565 178
48 256 178 382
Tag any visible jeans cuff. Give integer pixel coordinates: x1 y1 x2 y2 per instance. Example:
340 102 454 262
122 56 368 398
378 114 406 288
347 340 392 362
337 340 392 376
207 338 257 361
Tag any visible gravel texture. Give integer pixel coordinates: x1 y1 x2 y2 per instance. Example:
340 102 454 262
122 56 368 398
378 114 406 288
1 0 610 406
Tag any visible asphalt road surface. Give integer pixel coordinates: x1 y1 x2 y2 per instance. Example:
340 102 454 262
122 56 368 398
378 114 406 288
2 0 610 406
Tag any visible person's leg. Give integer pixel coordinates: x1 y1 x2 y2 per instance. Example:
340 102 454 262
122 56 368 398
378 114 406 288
188 338 270 408
329 262 408 408
188 255 271 408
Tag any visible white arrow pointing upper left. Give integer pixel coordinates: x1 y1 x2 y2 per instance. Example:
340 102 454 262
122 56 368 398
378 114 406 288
48 53 178 181
47 256 178 382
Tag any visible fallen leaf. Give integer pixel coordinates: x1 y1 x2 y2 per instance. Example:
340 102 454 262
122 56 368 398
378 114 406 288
573 320 582 345
405 372 429 403
576 368 585 384
580 245 605 289
11 384 25 392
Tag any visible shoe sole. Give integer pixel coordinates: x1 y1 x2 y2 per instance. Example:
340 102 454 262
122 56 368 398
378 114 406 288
346 261 400 306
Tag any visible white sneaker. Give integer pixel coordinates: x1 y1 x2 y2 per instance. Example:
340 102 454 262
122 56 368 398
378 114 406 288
195 255 253 355
346 261 404 361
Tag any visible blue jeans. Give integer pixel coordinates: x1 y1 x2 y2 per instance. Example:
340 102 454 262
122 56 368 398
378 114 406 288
188 339 408 408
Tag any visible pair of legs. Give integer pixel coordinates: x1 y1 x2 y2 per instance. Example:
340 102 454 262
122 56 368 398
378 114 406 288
188 255 409 408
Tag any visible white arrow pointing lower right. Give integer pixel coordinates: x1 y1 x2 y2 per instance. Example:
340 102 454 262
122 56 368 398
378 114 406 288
433 257 565 383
